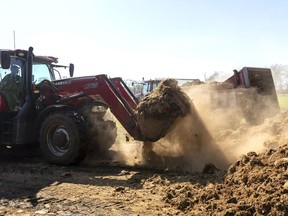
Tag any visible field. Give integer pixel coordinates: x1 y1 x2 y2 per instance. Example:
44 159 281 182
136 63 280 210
278 94 288 110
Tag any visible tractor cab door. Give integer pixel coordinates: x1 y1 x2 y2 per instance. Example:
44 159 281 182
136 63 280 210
0 59 26 145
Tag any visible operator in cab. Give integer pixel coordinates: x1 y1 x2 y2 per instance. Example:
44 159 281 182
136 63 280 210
0 65 22 111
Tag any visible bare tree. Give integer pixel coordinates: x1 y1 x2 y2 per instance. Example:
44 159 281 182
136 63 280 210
206 71 230 82
270 64 288 93
206 71 220 82
124 79 143 95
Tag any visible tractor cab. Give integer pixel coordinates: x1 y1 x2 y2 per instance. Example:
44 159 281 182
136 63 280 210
0 48 74 145
0 50 53 113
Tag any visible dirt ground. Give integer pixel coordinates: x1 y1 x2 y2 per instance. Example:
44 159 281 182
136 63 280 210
0 88 288 215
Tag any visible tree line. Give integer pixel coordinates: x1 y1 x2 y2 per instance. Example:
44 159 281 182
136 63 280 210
270 64 288 93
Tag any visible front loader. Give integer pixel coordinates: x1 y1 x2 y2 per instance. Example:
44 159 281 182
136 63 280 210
0 47 146 165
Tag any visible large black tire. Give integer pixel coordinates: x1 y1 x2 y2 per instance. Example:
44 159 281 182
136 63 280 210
39 112 88 165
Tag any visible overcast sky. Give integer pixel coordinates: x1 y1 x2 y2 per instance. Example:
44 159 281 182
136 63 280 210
1 0 288 81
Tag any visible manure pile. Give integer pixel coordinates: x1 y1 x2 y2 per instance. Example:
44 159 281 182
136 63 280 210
135 79 191 141
160 110 288 215
163 143 288 215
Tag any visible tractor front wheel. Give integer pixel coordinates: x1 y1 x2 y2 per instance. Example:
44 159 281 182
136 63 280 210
39 112 88 165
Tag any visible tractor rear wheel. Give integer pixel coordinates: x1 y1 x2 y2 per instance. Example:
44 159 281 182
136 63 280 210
40 112 88 165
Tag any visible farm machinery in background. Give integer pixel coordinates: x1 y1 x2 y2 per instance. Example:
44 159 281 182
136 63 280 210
129 78 203 99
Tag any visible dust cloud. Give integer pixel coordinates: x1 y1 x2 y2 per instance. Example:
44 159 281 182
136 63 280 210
94 81 286 173
152 107 230 172
84 109 118 161
154 83 285 172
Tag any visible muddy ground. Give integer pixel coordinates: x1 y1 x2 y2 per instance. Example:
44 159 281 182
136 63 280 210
0 87 288 215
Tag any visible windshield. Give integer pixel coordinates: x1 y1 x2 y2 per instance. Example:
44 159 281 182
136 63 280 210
142 83 150 95
32 63 55 84
1 58 58 85
142 81 160 95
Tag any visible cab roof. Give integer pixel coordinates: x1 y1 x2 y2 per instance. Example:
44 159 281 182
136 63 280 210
0 49 58 64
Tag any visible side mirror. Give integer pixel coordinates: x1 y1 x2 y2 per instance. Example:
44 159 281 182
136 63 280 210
69 63 74 77
0 51 11 69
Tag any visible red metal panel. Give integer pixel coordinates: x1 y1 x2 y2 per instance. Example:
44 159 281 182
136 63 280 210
0 95 8 112
111 77 138 110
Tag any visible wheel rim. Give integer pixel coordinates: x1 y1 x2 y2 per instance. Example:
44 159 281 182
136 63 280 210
47 124 71 156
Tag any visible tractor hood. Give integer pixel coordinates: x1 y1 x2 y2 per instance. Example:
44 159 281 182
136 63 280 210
52 75 102 92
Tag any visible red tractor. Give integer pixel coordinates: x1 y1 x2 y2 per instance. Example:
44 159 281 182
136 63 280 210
0 47 144 164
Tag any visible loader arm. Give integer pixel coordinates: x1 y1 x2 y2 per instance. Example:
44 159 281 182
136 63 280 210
53 74 144 141
111 77 139 109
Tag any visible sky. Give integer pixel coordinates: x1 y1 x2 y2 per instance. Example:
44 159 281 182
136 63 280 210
1 0 288 81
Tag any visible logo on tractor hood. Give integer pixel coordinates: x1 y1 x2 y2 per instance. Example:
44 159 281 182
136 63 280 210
54 80 70 85
84 82 98 89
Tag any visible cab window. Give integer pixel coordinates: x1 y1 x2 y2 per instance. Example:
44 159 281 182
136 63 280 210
32 63 52 84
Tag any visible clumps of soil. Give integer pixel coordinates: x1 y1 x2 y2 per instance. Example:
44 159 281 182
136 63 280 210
181 79 205 87
136 79 191 141
163 143 288 215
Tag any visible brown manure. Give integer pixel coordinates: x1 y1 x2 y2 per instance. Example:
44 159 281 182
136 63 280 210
136 79 191 141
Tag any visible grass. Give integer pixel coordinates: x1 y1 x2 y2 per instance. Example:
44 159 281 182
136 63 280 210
278 94 288 110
